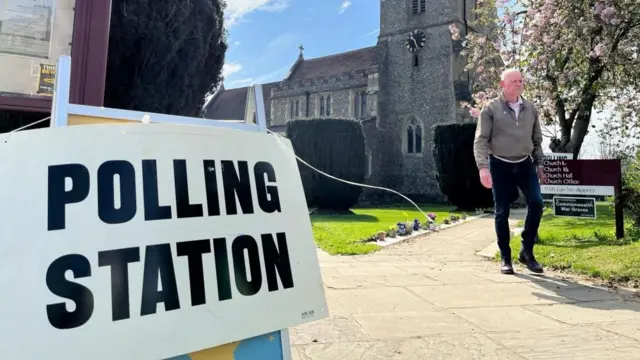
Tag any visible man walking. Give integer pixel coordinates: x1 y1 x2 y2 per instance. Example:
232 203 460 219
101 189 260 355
473 69 545 275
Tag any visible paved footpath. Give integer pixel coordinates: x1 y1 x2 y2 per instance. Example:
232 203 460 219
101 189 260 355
289 217 640 360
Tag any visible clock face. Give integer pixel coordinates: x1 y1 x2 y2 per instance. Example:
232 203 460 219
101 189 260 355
405 29 426 52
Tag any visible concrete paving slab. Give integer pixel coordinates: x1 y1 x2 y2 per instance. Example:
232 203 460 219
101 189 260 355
325 287 436 315
524 300 640 324
597 320 640 341
323 273 441 289
294 334 524 360
354 310 481 338
473 271 549 284
486 326 640 360
408 283 572 308
289 315 371 345
417 270 496 285
335 265 408 276
452 306 568 332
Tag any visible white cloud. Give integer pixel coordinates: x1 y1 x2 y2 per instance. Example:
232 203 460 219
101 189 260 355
224 0 290 27
222 63 243 78
338 0 351 14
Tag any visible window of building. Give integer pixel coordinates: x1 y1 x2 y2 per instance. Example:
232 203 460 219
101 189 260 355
319 94 332 117
412 0 426 14
406 118 423 154
413 54 419 67
354 90 367 119
289 100 294 119
295 99 300 117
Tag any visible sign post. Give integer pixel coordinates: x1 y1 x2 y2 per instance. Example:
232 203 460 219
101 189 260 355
0 55 328 359
541 158 624 238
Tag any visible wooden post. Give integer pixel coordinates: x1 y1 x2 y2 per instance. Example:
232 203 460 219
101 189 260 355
614 159 624 239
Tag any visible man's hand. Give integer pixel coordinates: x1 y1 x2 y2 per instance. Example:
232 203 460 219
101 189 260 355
479 167 492 189
537 165 545 184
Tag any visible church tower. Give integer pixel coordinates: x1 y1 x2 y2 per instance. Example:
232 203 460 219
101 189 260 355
373 0 474 201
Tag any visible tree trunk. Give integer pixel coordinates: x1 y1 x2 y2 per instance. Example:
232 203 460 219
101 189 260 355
568 112 591 159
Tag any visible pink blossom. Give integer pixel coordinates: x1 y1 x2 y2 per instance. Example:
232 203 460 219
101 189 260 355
475 92 487 101
590 43 607 58
503 14 513 24
477 65 485 73
470 108 482 118
601 6 617 23
527 9 538 15
593 2 605 15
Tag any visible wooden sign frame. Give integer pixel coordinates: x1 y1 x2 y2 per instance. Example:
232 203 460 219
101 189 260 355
49 55 291 360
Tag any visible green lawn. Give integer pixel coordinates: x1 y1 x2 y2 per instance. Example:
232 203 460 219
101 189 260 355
509 203 640 282
311 204 459 255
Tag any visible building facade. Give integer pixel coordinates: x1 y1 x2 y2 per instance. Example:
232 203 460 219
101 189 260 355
204 0 479 202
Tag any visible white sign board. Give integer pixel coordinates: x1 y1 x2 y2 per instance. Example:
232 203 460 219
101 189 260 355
543 153 572 160
540 185 615 196
0 124 327 359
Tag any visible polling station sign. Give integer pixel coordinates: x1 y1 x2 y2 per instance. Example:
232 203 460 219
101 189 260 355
0 123 327 359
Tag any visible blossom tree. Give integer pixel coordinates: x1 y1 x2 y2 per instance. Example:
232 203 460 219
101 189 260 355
450 0 640 158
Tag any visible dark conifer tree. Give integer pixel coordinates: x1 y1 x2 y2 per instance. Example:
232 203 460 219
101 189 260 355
104 0 228 117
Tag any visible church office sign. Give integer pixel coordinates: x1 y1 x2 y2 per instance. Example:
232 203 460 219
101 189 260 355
540 159 620 196
0 124 327 359
541 159 623 239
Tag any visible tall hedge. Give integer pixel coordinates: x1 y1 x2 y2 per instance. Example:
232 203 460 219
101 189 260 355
432 123 494 210
620 150 640 227
285 118 366 210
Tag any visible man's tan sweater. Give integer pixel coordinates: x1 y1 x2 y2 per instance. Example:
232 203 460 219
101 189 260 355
473 94 544 169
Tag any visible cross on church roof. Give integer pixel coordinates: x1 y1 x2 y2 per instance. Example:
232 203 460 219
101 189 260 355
298 44 304 55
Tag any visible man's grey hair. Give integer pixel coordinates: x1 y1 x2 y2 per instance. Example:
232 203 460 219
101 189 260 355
501 68 521 81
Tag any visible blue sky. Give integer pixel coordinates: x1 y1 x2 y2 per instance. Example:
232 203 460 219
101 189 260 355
221 0 380 88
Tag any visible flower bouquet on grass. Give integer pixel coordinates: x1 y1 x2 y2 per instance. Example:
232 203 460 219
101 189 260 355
426 213 437 230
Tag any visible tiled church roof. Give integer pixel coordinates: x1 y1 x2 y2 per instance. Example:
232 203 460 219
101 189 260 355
287 46 379 81
203 81 280 121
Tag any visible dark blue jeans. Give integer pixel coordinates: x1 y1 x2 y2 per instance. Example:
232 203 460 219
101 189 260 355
488 155 544 261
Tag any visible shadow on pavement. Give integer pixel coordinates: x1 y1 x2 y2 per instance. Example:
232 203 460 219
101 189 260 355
513 272 640 312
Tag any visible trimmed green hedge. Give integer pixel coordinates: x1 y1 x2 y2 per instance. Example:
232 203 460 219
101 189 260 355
285 118 366 210
432 122 494 210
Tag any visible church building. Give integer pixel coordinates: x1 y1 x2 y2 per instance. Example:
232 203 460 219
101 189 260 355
203 0 479 202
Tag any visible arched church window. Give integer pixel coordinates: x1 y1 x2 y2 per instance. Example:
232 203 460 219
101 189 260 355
290 100 294 118
295 99 300 117
354 90 367 118
326 95 331 116
320 95 325 116
415 124 422 153
412 0 419 14
406 118 423 154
